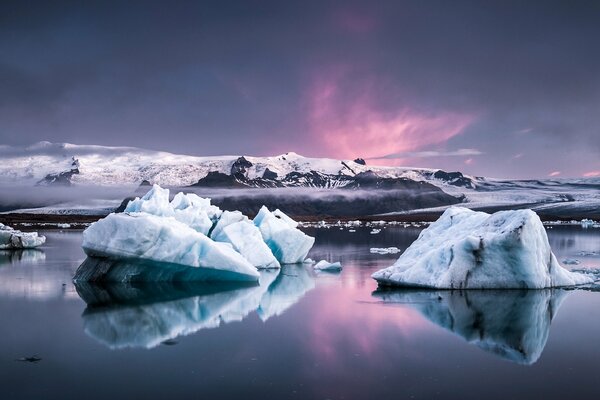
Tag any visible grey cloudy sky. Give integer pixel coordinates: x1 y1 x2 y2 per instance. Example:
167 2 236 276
1 0 599 178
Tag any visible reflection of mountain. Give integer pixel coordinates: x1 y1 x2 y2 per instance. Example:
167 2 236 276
75 264 314 349
373 289 568 365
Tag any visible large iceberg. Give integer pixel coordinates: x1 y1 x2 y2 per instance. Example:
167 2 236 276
0 223 46 249
78 185 313 282
372 207 592 289
254 206 315 264
80 213 260 282
373 289 567 364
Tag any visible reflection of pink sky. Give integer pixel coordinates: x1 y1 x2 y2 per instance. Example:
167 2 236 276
305 71 475 164
300 274 430 370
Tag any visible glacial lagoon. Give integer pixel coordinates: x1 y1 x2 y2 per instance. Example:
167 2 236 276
1 225 600 399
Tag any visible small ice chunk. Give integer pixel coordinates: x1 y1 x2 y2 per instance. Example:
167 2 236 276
370 229 381 234
372 207 593 289
562 259 580 265
313 260 342 271
0 223 46 249
303 258 315 264
254 206 315 264
57 223 71 229
370 247 401 255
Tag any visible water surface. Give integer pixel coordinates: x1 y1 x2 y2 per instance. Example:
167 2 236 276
1 225 599 399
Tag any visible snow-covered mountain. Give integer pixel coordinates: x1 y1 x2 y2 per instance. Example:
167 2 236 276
1 142 599 219
0 141 477 189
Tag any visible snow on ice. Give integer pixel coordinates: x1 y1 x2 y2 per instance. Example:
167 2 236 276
372 207 593 289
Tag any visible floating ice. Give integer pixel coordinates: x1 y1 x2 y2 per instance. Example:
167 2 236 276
79 213 259 282
372 207 593 289
254 206 315 264
125 185 219 235
373 289 567 365
211 211 280 269
313 260 343 271
562 259 580 265
78 185 314 282
370 247 401 255
0 223 46 249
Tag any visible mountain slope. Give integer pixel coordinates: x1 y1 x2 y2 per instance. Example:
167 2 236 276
0 142 477 189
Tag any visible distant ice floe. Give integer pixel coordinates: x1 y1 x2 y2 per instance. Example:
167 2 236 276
76 185 314 283
373 289 567 365
0 223 45 249
313 260 342 272
372 207 593 289
370 247 402 255
76 264 315 349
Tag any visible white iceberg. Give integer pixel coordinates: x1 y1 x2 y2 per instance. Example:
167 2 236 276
80 213 259 282
370 247 402 255
125 185 218 235
78 185 315 282
313 260 343 271
253 206 315 264
0 223 46 249
372 207 593 289
211 211 280 269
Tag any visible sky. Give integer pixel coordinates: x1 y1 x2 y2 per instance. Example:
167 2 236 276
1 0 599 179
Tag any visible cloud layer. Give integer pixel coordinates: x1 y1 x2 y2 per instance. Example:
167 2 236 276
1 0 599 178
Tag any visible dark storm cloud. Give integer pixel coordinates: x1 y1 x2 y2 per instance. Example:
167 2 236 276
1 0 599 178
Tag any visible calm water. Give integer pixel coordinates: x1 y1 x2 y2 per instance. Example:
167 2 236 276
1 225 600 399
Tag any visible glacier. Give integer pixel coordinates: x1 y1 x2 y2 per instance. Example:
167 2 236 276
77 185 313 282
0 223 46 249
372 207 593 289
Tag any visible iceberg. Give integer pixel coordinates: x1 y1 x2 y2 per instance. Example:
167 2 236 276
125 185 218 235
254 206 315 264
0 223 46 249
373 289 567 365
211 211 280 269
313 260 343 272
79 213 259 282
372 207 593 289
78 185 314 282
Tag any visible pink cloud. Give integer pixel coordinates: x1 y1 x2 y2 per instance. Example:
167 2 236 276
464 158 474 165
305 71 475 164
548 171 561 177
583 171 600 177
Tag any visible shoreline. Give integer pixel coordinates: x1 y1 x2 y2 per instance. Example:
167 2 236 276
1 209 598 231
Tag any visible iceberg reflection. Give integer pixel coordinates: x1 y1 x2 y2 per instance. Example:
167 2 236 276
372 289 568 365
0 249 45 265
75 263 314 349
